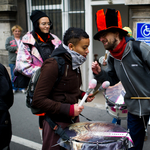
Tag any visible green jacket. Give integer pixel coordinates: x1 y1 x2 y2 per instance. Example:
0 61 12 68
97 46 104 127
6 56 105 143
5 35 22 64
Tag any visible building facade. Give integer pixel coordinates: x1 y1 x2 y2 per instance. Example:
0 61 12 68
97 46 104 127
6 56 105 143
0 0 26 67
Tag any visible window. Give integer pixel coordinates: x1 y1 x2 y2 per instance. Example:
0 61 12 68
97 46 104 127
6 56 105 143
68 0 85 29
32 0 61 5
27 0 85 40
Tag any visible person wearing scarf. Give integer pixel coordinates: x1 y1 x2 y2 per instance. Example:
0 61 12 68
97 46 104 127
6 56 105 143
32 27 95 150
15 10 61 78
15 10 61 141
30 10 57 61
92 8 150 150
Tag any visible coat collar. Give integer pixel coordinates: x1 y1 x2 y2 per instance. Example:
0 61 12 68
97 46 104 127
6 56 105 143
22 31 61 48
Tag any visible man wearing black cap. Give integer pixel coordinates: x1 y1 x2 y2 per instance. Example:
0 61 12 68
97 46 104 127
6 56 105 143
15 10 61 141
92 8 150 150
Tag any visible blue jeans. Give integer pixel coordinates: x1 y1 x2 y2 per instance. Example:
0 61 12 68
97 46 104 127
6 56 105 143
9 64 23 91
9 64 17 91
128 112 149 150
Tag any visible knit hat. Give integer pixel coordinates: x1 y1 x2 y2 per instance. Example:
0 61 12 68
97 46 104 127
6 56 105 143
30 10 49 23
94 8 128 40
30 10 53 30
123 26 133 37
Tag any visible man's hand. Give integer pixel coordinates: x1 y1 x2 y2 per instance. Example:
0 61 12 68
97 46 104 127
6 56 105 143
74 104 84 116
102 58 107 66
92 61 101 75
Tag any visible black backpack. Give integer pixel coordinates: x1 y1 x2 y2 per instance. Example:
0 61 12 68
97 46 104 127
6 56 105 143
26 56 65 115
26 56 70 141
132 41 150 71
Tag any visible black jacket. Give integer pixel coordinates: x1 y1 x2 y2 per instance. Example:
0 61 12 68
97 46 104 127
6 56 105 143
0 63 14 149
0 64 13 109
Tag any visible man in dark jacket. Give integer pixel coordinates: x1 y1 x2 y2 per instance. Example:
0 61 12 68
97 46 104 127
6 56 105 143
0 63 14 150
92 8 150 150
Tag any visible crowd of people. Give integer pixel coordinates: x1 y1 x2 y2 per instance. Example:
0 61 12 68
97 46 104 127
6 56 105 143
1 7 150 150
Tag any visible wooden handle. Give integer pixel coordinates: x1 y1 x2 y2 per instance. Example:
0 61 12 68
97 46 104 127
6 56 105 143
89 90 99 97
105 53 107 60
131 97 150 99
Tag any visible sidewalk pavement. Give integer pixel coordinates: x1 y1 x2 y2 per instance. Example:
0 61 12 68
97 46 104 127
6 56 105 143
83 90 106 109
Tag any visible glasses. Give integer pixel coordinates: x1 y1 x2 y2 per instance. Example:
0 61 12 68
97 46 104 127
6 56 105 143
40 22 52 26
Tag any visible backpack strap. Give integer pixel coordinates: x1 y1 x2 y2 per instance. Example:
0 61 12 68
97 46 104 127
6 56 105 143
132 41 143 62
132 41 150 71
45 114 69 141
45 56 68 140
52 56 65 88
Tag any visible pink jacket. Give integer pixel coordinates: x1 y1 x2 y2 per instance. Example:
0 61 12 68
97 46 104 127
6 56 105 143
15 32 61 77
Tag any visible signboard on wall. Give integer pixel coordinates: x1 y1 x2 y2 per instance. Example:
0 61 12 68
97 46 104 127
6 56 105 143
136 23 150 46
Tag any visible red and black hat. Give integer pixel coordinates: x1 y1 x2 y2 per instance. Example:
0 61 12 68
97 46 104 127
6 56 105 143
94 8 128 40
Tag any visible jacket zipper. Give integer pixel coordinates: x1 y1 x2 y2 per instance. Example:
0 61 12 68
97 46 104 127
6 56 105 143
122 45 142 117
121 61 142 117
65 65 69 77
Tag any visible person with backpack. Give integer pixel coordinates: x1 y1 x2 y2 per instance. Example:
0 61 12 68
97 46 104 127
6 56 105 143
32 27 95 150
0 63 14 150
110 26 133 125
14 10 61 140
92 8 150 150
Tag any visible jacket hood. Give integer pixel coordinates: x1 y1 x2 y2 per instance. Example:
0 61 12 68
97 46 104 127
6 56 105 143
51 44 68 57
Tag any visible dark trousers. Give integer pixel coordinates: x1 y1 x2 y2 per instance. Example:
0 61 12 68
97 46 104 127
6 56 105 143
39 116 45 129
128 112 149 150
9 64 24 91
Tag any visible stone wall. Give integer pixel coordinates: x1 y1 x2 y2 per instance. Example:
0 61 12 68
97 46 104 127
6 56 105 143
0 0 17 66
0 49 8 66
0 0 27 67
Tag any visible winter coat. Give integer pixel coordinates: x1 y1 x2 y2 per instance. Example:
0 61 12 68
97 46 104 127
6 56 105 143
0 63 13 149
95 37 150 117
5 35 21 64
0 64 13 108
32 44 84 122
15 31 61 78
32 44 85 150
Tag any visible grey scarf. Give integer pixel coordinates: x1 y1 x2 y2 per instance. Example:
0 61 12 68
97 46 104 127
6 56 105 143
63 44 87 70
